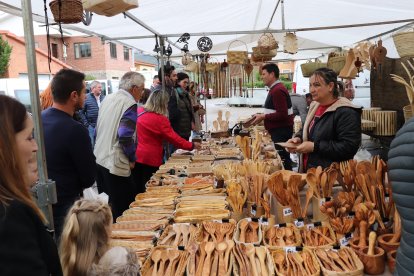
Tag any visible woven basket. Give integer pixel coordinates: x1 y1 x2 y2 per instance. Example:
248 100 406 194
301 60 327 77
270 247 320 276
327 55 346 74
262 223 302 249
392 30 414 58
403 105 413 122
227 40 248 64
258 33 278 50
49 0 83 24
316 247 364 276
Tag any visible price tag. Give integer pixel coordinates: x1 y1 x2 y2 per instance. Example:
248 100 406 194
294 219 305 228
319 198 326 206
346 211 355 220
339 233 353 246
284 246 297 253
283 207 293 217
306 223 315 230
385 196 390 204
276 223 287 228
246 218 252 222
213 220 223 223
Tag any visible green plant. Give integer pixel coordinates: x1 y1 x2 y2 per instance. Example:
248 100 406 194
0 35 12 77
85 74 96 81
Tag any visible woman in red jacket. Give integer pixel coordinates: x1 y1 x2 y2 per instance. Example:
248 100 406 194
132 89 201 194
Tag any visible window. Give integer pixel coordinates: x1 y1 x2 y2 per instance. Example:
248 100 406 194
123 46 129 61
51 43 58 58
74 42 91 59
14 90 32 112
110 42 117 59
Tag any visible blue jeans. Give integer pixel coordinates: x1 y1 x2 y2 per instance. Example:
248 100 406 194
88 125 95 148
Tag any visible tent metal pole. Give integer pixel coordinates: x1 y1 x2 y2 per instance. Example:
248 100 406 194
266 0 281 29
21 0 56 232
110 18 414 39
281 0 285 30
358 21 414 42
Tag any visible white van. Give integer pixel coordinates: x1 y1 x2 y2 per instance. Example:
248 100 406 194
0 78 49 112
85 79 120 96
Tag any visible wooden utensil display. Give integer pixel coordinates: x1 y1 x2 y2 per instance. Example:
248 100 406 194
233 244 274 276
315 247 364 274
271 248 320 276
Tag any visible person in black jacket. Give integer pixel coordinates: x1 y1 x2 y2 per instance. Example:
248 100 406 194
286 68 362 171
388 117 414 276
42 69 96 239
0 95 62 276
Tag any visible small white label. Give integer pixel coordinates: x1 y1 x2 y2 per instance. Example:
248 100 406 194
246 218 252 222
346 214 355 219
260 219 269 226
385 197 390 204
339 233 353 246
294 220 305 228
213 220 223 223
306 223 315 230
319 198 326 206
283 207 293 217
284 246 296 253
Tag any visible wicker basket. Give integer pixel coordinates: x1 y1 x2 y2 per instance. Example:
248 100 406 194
316 247 364 276
49 0 83 24
262 223 302 249
301 60 327 77
327 55 346 74
403 105 413 122
258 33 278 50
270 247 320 276
392 30 414 58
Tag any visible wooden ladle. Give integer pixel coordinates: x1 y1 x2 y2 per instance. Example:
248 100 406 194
255 247 268 276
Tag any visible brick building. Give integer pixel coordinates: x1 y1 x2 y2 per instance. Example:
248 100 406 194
0 30 70 79
34 35 134 80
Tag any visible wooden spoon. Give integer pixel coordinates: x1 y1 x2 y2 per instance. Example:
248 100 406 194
165 250 180 276
320 172 328 198
245 244 259 276
224 240 234 272
338 248 355 270
239 219 249 243
157 250 169 276
201 242 215 276
180 224 190 246
213 120 219 132
302 185 313 218
187 242 199 276
255 247 268 276
358 220 368 248
328 250 350 271
160 226 176 245
306 172 320 198
249 222 259 243
273 251 286 274
151 250 161 276
195 242 207 276
327 169 338 196
217 242 228 276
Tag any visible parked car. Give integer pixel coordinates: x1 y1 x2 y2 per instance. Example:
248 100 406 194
0 78 49 112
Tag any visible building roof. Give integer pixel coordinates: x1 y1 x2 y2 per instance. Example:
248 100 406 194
0 30 71 68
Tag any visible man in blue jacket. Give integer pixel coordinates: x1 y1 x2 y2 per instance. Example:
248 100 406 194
79 81 104 147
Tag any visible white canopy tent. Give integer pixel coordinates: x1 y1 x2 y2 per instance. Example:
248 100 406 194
1 0 414 61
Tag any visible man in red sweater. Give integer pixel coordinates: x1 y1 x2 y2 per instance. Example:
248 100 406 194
252 63 294 170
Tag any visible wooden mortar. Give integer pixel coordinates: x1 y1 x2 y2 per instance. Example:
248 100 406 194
378 233 400 253
359 241 385 275
387 250 397 274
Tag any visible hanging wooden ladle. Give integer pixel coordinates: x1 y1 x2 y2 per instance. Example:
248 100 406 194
373 39 387 79
244 59 253 83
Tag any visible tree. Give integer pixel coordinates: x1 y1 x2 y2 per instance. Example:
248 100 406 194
0 35 12 77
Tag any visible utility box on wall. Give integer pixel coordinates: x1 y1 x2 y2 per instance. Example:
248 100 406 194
370 56 413 130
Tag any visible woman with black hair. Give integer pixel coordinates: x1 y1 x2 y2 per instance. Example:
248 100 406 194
286 68 362 171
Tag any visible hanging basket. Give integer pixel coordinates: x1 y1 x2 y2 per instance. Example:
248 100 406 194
226 40 248 64
252 46 276 59
258 33 278 50
82 0 138 17
283 32 298 54
301 59 327 77
184 61 199 73
392 30 414 58
49 0 84 24
327 53 347 74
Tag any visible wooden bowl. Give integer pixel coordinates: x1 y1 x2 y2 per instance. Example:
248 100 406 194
376 225 393 236
387 250 397 274
359 246 385 275
378 233 400 253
